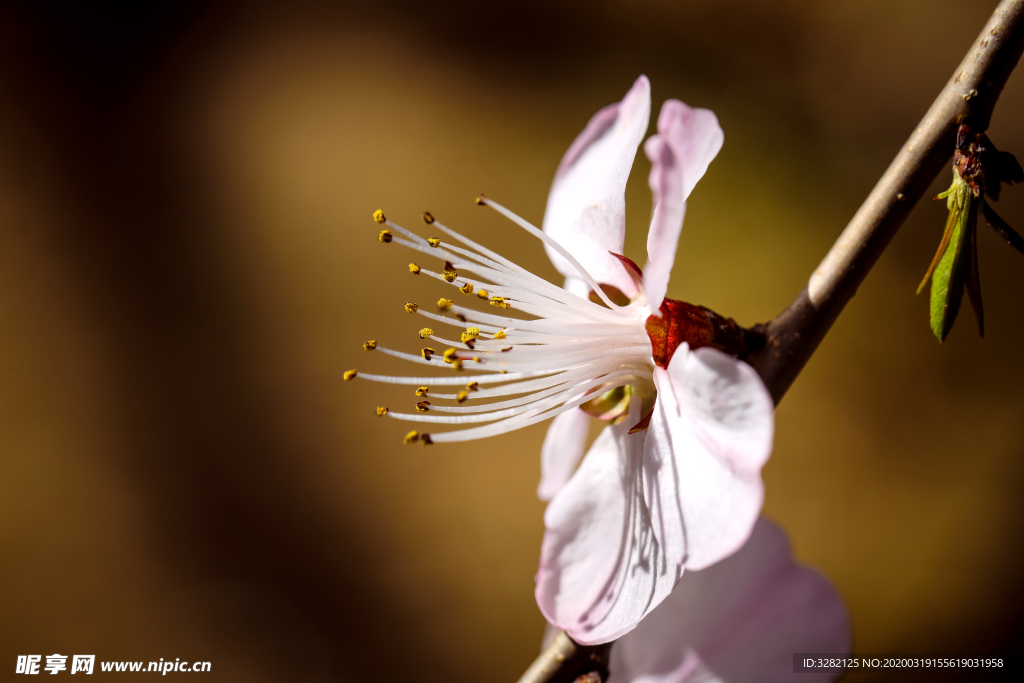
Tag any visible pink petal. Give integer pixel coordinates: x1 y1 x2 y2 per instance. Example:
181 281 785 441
536 404 680 645
643 101 724 309
643 347 773 571
610 518 850 683
537 408 591 502
543 76 651 296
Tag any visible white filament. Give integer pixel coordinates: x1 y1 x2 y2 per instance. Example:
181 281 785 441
356 201 655 442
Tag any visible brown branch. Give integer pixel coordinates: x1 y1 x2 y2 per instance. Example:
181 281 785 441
517 1 1024 681
515 631 609 683
751 0 1024 404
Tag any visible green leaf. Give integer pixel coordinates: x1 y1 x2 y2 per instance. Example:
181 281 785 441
982 201 1024 257
930 191 976 342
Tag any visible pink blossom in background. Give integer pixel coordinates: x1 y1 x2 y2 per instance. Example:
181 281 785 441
610 518 850 683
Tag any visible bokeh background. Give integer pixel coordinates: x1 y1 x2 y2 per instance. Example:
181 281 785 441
1 1 1023 681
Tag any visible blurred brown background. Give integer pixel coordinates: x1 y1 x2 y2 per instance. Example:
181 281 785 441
0 1 1022 681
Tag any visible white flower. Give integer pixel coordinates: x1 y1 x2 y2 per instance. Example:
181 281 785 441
349 76 774 643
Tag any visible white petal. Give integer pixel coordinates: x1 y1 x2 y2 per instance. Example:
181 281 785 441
642 101 724 309
538 408 591 501
543 76 651 295
536 403 680 645
609 518 850 683
643 347 773 571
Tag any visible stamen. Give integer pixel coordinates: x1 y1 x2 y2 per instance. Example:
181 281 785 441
373 209 387 224
344 370 357 381
378 230 393 243
403 431 419 444
357 202 659 445
478 196 620 310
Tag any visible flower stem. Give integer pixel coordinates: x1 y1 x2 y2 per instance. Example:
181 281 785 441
751 0 1024 404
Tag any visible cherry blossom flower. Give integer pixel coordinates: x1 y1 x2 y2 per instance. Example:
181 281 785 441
346 76 774 642
609 518 850 683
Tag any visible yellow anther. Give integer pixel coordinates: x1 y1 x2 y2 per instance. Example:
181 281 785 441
442 261 458 283
477 289 489 299
416 401 431 413
404 302 419 314
419 327 434 339
373 209 386 224
493 329 507 340
409 262 421 274
461 327 480 343
489 296 512 310
443 348 458 362
363 340 377 351
459 282 474 294
375 406 388 417
437 298 453 311
465 382 479 392
422 212 435 224
343 370 357 381
415 386 429 397
472 357 481 363
427 237 441 248
421 433 434 445
451 359 463 370
500 370 508 374
476 194 486 205
378 229 392 243
403 431 420 444
421 348 435 360
457 390 469 403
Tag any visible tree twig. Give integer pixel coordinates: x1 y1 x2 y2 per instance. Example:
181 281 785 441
517 1 1024 681
515 631 609 683
751 0 1024 404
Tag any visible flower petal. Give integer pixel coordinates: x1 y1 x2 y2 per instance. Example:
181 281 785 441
610 518 850 683
537 408 591 501
543 76 651 296
536 403 680 645
643 101 724 308
643 346 773 571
